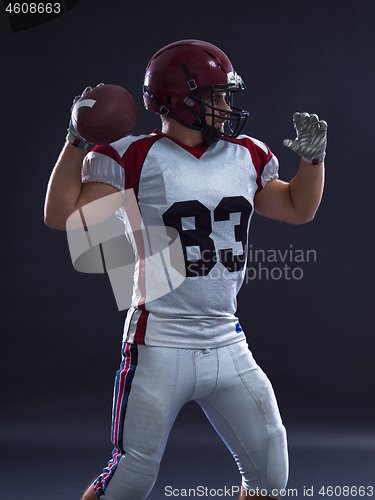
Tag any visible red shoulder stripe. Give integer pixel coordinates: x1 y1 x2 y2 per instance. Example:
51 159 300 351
91 144 125 168
122 135 162 199
223 136 273 192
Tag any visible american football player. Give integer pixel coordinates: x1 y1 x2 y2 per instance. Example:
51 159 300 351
44 39 327 500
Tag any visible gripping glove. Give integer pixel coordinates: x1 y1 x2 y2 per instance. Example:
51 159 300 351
283 112 327 165
66 84 104 149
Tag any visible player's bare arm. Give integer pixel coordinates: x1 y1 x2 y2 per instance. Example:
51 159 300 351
44 86 127 230
254 159 324 224
44 141 121 230
254 112 327 224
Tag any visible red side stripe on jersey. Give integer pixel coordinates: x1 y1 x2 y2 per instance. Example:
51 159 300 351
121 189 147 311
133 310 149 344
223 136 273 193
120 134 162 310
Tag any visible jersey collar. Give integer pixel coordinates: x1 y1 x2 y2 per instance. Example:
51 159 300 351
152 129 211 159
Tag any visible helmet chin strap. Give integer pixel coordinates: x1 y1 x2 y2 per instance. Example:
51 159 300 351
197 119 222 145
175 115 223 145
182 111 223 145
201 126 222 145
195 101 223 145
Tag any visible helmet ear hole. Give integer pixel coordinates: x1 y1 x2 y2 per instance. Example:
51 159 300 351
168 96 181 108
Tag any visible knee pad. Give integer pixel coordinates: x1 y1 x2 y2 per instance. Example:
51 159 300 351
266 424 289 492
241 423 288 496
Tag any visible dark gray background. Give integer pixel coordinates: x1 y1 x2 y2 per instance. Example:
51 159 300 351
1 0 374 498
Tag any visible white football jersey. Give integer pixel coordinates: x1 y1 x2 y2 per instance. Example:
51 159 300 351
82 131 279 348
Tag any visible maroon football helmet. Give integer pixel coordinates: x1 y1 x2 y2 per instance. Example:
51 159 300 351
143 39 249 144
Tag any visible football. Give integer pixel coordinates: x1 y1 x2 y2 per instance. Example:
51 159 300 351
71 84 137 145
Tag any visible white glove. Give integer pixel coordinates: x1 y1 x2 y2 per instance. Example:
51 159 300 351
283 112 327 164
66 84 104 149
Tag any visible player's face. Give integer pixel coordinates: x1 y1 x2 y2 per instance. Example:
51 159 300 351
201 91 231 132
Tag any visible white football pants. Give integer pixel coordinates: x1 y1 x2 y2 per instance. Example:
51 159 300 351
95 340 288 499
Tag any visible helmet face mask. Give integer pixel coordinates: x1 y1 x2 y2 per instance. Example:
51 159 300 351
183 84 249 143
143 40 249 144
